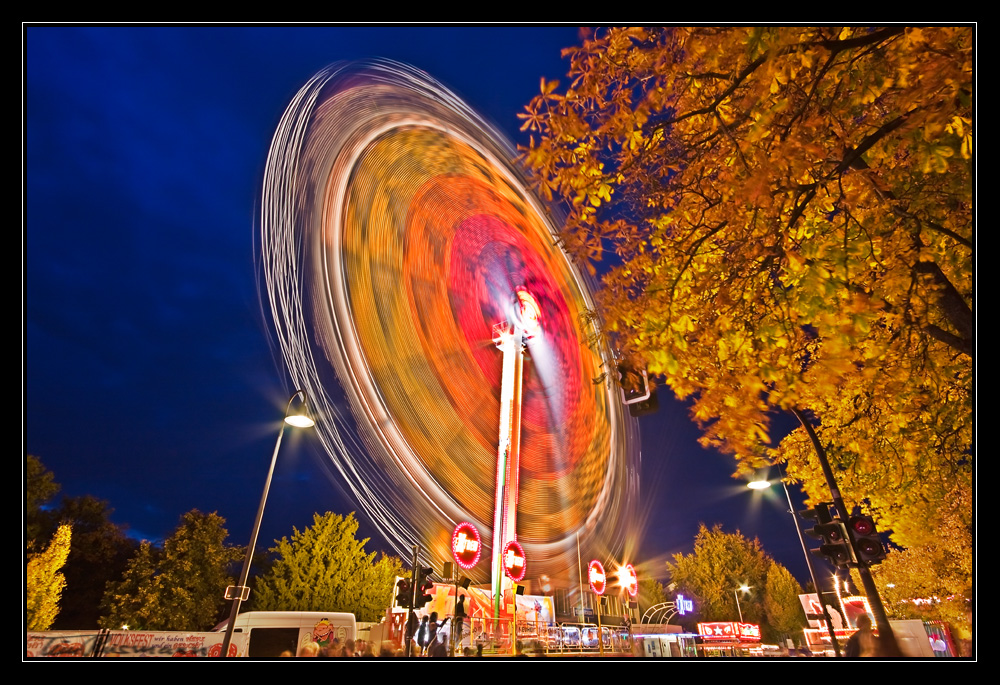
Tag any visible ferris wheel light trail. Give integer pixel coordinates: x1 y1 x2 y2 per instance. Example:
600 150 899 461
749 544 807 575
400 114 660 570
259 60 640 581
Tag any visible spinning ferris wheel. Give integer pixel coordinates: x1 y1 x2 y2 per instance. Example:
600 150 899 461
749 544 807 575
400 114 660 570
260 60 639 585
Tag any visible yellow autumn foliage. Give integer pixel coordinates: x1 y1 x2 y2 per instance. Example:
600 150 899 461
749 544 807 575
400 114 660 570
522 27 972 565
26 523 71 631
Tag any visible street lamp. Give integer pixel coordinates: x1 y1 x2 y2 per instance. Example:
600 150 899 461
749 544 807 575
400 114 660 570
748 465 843 657
734 584 751 622
220 389 314 658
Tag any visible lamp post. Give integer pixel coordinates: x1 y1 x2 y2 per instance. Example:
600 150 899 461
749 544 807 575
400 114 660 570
748 465 843 657
734 584 751 622
220 389 314 658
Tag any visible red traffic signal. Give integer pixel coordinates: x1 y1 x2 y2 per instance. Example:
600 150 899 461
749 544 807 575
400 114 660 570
414 566 434 608
800 503 854 568
394 577 412 608
847 514 886 565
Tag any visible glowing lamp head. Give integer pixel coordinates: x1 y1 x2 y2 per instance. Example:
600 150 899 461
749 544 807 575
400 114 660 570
747 479 770 490
284 413 315 428
618 563 638 597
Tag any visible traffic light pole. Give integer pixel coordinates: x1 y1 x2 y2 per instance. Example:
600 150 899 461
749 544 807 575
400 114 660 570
778 463 842 657
792 408 900 657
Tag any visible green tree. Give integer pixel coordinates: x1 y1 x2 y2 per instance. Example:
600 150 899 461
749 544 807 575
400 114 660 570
99 540 162 630
251 512 404 622
26 523 71 630
763 561 805 643
522 25 972 591
666 524 772 628
637 576 667 620
25 455 59 545
98 510 242 631
157 510 243 630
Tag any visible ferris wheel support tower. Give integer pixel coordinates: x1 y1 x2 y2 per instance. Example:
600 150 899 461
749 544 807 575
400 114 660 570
490 291 540 624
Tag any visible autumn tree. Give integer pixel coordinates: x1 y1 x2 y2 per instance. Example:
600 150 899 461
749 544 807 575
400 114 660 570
666 524 774 630
26 524 71 630
763 561 805 643
251 512 404 622
24 457 135 628
849 479 972 646
99 510 242 631
47 496 135 629
522 27 972 572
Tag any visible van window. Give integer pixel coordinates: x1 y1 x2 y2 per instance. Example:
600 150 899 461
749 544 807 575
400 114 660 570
248 628 299 657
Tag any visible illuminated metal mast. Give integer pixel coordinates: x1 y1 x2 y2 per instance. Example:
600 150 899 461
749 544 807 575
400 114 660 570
491 290 540 625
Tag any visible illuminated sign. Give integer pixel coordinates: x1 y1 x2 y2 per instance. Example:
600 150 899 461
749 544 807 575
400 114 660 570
451 522 481 569
698 622 761 641
676 594 693 616
588 560 606 596
622 563 638 597
503 540 526 582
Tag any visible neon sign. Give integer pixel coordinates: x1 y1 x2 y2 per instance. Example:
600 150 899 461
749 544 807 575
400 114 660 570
676 594 693 615
588 560 606 595
451 522 481 569
697 622 761 641
503 540 526 582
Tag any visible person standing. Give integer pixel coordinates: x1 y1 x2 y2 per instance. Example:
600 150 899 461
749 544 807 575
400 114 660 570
845 615 880 657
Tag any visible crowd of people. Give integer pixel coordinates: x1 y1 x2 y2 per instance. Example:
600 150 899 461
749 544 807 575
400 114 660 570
285 611 476 658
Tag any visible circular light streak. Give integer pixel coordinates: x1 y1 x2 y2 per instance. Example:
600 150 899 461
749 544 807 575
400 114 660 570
260 60 639 578
588 560 607 596
503 540 526 582
452 521 482 570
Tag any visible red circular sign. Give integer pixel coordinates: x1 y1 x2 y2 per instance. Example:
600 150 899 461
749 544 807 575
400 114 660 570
503 540 526 582
588 560 606 595
451 522 481 569
623 563 638 597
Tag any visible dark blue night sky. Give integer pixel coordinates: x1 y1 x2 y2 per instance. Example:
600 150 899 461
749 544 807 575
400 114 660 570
24 25 817 589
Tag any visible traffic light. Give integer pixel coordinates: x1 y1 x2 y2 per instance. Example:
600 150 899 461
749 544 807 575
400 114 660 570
394 577 412 609
847 514 887 566
413 565 434 609
800 503 854 568
617 362 659 417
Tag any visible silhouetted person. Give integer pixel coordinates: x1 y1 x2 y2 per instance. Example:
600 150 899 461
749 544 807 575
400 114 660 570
845 615 880 657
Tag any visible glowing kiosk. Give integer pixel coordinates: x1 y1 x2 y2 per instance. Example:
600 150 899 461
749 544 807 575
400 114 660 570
490 289 540 626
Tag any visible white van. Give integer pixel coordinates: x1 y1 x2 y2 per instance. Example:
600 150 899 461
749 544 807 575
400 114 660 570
215 611 357 657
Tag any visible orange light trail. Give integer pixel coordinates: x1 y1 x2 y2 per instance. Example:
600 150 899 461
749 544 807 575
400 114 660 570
260 61 639 578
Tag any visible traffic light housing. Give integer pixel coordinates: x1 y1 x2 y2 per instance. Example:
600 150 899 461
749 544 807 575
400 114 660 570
394 577 412 609
413 565 434 609
800 503 854 568
847 514 887 566
617 362 659 417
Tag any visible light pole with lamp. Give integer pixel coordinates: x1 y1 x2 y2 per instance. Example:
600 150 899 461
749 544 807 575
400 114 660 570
733 584 751 622
748 465 843 657
220 389 314 658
